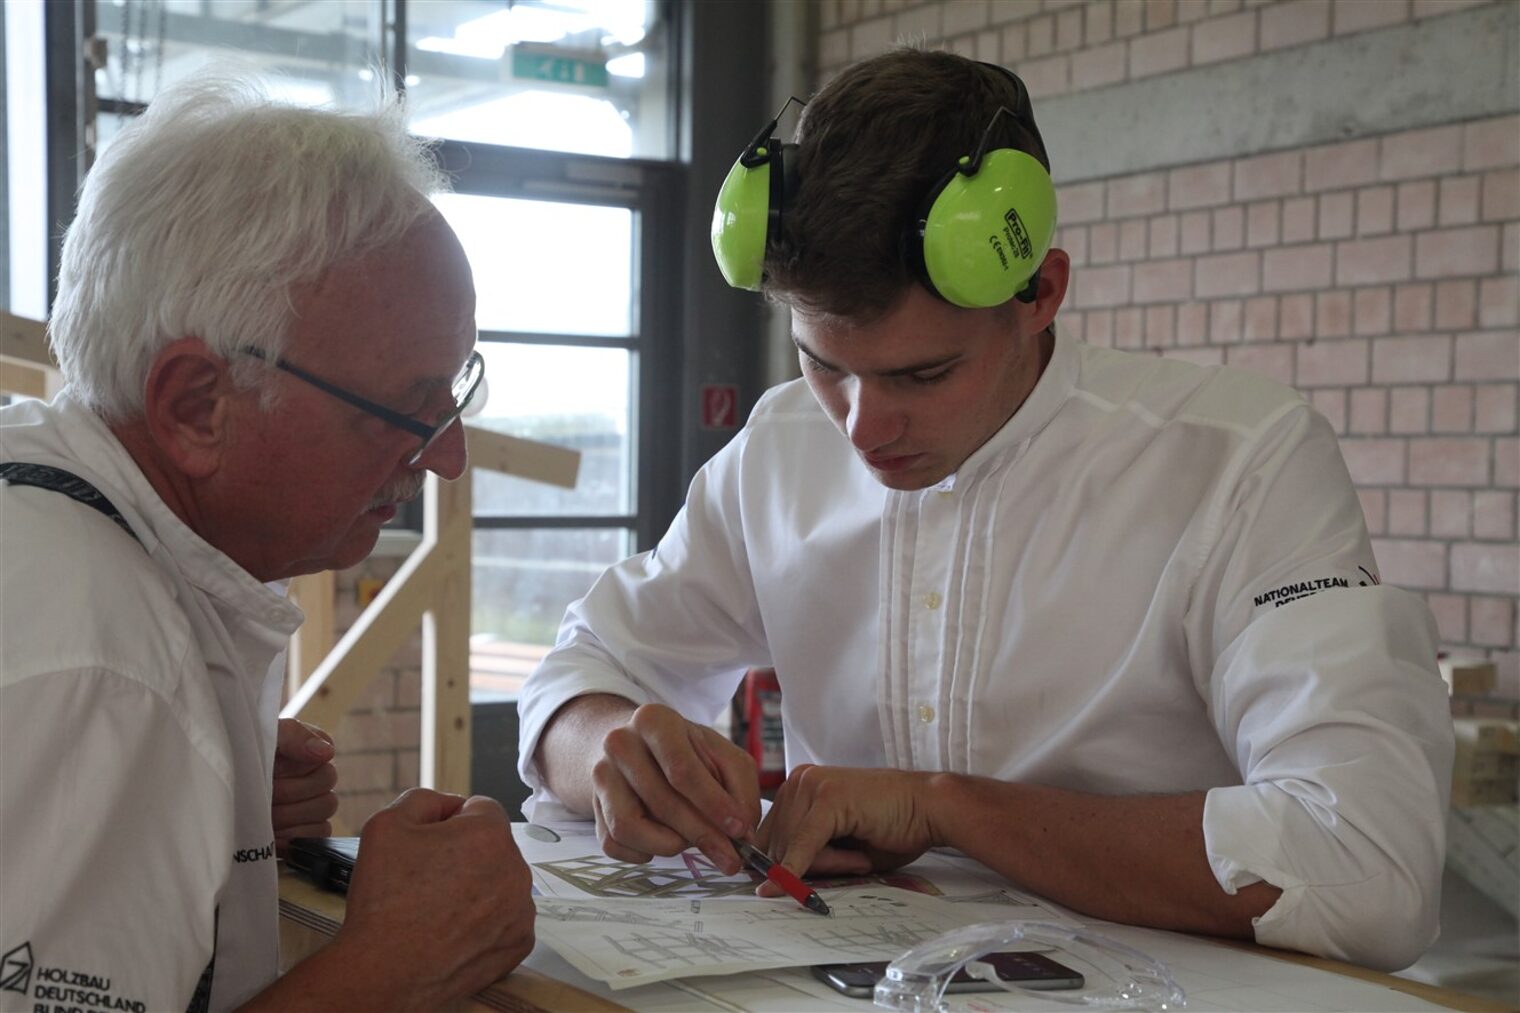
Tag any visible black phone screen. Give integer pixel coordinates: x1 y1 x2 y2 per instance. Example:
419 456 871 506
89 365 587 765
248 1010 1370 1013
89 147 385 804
811 951 1085 998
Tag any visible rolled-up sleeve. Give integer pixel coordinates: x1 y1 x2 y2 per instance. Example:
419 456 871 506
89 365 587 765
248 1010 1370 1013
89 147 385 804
1189 404 1453 971
1203 590 1452 970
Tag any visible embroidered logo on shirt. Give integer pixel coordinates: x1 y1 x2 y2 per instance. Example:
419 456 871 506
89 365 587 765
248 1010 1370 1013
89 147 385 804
1 940 150 1011
1 941 33 994
1253 566 1381 608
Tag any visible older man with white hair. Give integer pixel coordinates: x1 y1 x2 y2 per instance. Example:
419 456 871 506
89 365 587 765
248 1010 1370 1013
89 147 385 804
0 77 533 1011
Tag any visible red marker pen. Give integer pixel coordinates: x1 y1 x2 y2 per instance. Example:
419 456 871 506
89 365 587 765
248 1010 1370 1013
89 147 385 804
732 838 831 916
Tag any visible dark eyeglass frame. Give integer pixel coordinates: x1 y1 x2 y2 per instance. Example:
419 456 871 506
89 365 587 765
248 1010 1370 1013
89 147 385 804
241 346 485 466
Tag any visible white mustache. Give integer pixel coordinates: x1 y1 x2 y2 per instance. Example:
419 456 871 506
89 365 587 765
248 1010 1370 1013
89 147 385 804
367 476 426 512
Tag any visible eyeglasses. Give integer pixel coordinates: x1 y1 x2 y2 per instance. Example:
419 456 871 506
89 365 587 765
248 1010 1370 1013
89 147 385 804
241 346 486 466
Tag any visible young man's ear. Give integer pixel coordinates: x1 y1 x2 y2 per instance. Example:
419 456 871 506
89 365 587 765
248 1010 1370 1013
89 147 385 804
141 337 238 478
1022 248 1070 336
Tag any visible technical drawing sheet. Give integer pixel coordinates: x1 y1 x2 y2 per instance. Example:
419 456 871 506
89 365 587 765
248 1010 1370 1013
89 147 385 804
511 817 1069 916
513 815 1075 988
509 820 1448 1008
533 886 994 988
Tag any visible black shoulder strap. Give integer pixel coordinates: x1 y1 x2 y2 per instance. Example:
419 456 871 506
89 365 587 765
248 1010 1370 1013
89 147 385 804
183 907 218 1013
2 462 210 1002
0 462 144 549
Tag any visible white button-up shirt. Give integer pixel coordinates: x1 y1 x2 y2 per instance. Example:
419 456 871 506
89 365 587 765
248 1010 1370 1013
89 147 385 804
519 335 1453 971
1 393 302 1012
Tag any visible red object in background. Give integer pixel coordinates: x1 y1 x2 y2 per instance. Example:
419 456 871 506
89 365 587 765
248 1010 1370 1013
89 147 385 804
742 668 785 788
701 384 740 429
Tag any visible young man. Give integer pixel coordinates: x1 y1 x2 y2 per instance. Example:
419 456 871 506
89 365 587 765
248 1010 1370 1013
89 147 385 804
519 49 1453 972
1 77 533 1010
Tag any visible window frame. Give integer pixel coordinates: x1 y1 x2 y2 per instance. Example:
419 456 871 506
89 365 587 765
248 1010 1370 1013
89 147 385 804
432 137 688 552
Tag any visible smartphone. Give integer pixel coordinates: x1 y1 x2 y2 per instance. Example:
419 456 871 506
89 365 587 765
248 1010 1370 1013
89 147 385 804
811 951 1085 998
286 836 359 894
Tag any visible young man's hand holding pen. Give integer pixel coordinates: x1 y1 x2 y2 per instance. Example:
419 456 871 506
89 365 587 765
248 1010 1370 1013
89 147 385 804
538 698 936 909
754 764 944 897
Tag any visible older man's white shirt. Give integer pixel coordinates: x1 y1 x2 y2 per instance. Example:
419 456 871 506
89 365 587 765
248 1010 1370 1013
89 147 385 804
1 394 301 1012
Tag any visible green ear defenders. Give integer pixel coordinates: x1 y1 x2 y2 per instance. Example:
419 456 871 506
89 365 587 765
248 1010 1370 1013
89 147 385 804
710 63 1057 309
710 97 804 291
914 112 1057 308
910 61 1057 308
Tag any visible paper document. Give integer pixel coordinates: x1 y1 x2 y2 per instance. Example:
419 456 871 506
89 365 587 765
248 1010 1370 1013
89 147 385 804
507 821 1447 1010
536 886 993 989
512 818 1063 910
512 819 1073 988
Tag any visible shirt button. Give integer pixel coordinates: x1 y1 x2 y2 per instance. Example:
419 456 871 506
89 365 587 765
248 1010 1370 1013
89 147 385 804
917 704 936 723
923 591 942 610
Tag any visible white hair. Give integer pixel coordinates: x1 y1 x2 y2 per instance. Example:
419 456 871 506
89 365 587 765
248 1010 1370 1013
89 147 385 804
49 71 449 422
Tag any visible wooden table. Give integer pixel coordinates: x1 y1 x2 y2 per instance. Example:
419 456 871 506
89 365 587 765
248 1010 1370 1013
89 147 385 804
278 868 1511 1012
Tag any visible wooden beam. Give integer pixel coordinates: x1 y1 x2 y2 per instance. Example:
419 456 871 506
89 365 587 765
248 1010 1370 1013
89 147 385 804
281 538 442 731
420 471 474 794
284 428 581 797
465 425 580 488
0 312 55 368
286 570 337 699
0 360 48 400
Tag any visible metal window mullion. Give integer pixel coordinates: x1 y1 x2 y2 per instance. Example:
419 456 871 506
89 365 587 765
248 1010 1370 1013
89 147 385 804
636 164 686 552
478 331 639 351
97 96 147 117
389 0 407 96
472 515 636 531
45 0 85 312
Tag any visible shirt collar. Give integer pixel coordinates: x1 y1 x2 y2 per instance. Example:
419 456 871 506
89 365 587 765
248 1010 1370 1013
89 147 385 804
48 392 305 637
930 327 1079 492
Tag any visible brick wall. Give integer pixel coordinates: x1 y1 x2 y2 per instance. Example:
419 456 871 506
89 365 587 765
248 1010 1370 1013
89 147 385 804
815 0 1519 694
819 0 1496 89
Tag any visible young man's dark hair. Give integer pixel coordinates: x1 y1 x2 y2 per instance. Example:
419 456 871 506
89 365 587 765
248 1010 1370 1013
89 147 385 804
764 48 1050 319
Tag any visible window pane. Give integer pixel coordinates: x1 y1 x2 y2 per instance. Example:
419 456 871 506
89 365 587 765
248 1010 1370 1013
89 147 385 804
406 0 673 160
5 0 46 317
434 192 633 337
472 344 632 517
94 1 383 109
470 526 632 700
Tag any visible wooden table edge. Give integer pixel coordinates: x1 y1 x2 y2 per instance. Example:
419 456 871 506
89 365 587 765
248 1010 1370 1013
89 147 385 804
1205 936 1515 1012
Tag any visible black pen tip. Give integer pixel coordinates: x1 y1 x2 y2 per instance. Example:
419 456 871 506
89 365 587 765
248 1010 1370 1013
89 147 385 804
806 895 832 916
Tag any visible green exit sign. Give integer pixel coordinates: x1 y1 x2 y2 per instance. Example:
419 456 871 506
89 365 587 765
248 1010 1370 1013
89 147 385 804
511 50 608 88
